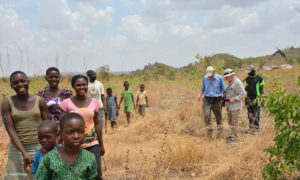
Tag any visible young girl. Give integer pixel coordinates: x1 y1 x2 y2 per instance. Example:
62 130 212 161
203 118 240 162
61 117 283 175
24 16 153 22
37 67 73 123
32 120 57 175
118 81 135 125
35 113 97 179
60 74 105 180
105 88 118 132
1 71 49 180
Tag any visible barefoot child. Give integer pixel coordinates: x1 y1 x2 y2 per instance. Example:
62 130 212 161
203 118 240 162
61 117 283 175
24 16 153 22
35 113 97 179
136 84 148 117
32 120 57 175
105 88 118 132
118 81 135 125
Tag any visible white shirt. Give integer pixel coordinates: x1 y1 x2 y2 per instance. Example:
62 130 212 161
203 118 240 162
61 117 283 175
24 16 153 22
88 80 104 108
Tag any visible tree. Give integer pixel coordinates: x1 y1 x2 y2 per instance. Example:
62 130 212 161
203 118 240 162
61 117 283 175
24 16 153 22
96 65 111 81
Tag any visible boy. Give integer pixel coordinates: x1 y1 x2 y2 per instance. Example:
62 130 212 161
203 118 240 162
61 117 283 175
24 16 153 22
118 81 135 125
32 120 57 175
136 84 148 117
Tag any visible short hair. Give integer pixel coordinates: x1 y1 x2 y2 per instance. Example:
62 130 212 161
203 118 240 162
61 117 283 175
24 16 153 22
46 67 60 76
59 113 85 130
38 120 58 134
106 87 112 93
140 84 145 87
86 70 96 76
9 71 28 82
123 81 129 86
71 74 88 87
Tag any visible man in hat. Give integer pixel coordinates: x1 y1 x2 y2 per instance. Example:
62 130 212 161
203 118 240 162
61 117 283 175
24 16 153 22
223 69 246 142
244 65 264 131
198 66 226 139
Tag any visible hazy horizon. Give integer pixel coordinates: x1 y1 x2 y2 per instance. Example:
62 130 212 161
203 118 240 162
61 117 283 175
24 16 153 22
0 0 299 76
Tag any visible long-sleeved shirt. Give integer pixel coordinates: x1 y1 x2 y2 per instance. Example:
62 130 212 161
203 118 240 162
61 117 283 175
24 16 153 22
225 76 246 111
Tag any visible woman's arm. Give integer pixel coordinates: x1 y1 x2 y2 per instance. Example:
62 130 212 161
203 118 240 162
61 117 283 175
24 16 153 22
93 111 105 156
1 99 30 171
39 97 50 120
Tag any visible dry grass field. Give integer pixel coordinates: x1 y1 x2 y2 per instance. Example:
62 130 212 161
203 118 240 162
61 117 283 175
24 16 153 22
0 65 299 179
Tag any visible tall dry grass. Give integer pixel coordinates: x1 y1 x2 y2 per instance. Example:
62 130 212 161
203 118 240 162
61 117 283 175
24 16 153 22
0 65 299 179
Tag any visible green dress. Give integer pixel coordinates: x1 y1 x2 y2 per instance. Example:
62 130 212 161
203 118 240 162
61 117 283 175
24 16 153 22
35 149 97 180
121 89 133 113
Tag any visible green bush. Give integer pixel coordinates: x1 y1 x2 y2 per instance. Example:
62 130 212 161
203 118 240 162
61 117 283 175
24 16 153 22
262 85 300 179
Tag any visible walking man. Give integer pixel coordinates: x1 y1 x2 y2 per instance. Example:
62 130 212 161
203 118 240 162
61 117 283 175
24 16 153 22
244 65 264 131
87 70 105 129
223 69 246 142
198 66 226 138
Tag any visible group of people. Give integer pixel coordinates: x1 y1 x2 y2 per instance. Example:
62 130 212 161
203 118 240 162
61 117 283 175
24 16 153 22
198 65 264 142
1 68 149 180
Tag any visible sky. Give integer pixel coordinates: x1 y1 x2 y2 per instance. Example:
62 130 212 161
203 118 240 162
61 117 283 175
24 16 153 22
0 0 299 75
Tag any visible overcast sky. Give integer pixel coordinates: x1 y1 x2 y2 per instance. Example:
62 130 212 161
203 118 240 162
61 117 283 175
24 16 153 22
0 0 299 75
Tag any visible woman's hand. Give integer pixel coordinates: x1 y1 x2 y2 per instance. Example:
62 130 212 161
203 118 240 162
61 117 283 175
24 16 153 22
22 152 32 172
100 144 105 156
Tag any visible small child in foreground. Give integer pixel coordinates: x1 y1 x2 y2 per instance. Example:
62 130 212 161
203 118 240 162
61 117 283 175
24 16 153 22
105 88 119 132
118 81 135 125
136 84 148 117
35 113 97 180
32 120 57 176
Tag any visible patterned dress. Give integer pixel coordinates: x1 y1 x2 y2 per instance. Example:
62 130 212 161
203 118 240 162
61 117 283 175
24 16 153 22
106 95 118 121
34 149 97 180
37 88 72 122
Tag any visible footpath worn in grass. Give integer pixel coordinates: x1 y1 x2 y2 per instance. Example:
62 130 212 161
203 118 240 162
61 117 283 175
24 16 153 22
0 65 299 179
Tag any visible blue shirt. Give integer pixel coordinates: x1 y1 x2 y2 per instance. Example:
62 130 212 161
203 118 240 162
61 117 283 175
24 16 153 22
32 150 44 175
201 74 226 97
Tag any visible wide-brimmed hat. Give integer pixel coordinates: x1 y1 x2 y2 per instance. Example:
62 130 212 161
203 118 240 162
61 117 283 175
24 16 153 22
223 68 236 77
206 66 215 77
245 65 255 73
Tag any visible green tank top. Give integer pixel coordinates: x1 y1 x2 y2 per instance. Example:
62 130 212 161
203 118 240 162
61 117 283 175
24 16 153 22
8 96 42 145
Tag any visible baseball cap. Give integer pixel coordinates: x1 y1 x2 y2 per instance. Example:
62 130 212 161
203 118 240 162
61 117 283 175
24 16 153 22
206 66 215 77
223 68 236 77
245 65 255 73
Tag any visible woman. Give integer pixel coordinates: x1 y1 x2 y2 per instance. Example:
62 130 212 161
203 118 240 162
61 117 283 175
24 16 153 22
60 74 105 180
1 71 49 180
37 67 72 123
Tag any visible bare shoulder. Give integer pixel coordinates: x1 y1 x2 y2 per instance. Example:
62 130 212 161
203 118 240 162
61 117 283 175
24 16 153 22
1 97 10 108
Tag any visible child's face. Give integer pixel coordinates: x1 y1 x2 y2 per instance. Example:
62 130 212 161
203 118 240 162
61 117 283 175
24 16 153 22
140 85 145 91
107 90 112 96
46 71 60 88
38 128 57 151
124 83 129 89
73 78 88 97
61 119 85 148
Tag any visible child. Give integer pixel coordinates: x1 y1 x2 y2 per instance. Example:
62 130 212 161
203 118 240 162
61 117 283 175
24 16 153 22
32 120 57 175
118 81 135 125
105 88 118 132
37 67 72 123
136 84 148 117
35 113 97 179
